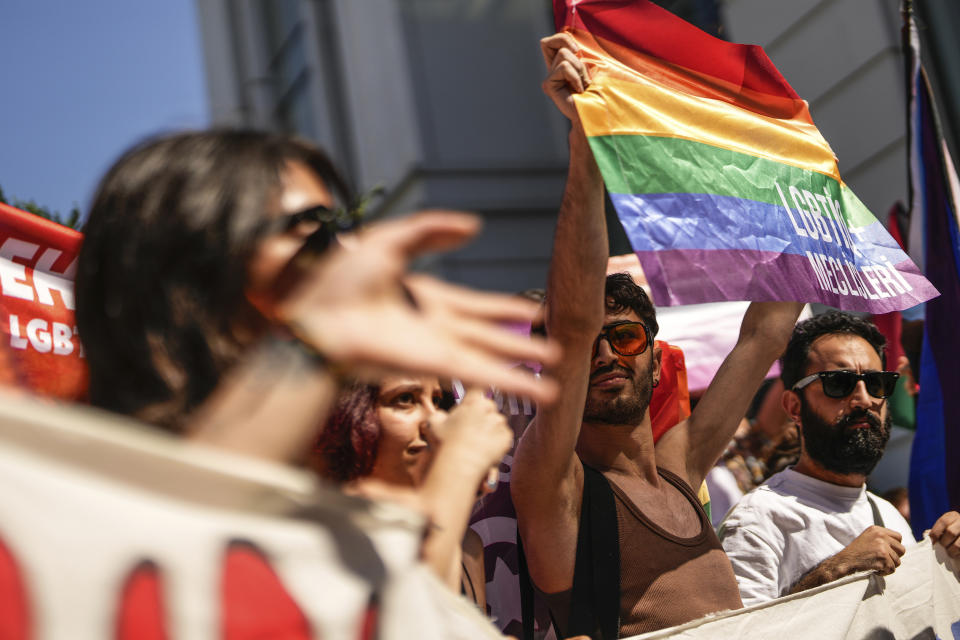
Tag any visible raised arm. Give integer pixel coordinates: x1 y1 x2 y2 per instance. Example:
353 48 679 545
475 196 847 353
417 390 513 592
657 301 803 490
510 32 606 591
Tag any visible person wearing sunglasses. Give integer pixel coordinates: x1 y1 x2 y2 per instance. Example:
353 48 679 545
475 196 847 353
76 130 557 432
511 32 805 638
66 130 560 637
719 311 960 606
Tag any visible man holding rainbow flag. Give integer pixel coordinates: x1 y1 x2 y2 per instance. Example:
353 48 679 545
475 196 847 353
512 1 936 638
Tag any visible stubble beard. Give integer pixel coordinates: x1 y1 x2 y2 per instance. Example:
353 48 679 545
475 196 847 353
799 399 892 476
583 361 653 426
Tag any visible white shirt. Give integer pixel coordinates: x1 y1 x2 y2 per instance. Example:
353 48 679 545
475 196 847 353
718 467 915 606
706 465 744 528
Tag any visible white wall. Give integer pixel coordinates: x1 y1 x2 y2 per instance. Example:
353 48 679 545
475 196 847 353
723 0 907 219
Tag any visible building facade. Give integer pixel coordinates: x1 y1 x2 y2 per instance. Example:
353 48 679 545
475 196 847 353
194 0 955 293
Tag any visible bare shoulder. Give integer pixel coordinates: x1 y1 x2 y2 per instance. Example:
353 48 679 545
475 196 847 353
461 528 487 610
653 418 693 484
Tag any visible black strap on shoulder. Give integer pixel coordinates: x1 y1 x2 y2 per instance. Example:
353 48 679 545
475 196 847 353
867 495 885 527
517 464 621 640
567 464 621 640
517 530 536 640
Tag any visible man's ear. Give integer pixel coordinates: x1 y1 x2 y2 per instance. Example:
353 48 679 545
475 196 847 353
652 343 663 386
782 388 802 425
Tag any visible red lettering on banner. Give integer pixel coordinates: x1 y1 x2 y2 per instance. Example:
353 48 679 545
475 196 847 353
0 536 30 640
116 562 167 640
222 543 311 640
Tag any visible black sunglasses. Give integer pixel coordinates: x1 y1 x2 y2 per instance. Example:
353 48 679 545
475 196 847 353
593 321 651 358
257 204 360 255
792 369 900 399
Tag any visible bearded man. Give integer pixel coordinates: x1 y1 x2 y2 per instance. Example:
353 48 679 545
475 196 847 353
719 311 960 606
510 32 803 638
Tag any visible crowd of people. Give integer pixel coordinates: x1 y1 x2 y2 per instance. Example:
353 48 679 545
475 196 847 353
3 28 960 640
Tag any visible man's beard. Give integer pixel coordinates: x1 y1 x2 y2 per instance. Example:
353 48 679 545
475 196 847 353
799 399 891 476
582 361 653 426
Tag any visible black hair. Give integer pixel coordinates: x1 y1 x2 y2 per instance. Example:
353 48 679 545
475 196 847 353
605 272 658 337
75 129 354 430
779 311 886 390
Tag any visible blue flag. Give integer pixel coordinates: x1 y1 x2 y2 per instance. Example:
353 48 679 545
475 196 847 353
904 4 960 536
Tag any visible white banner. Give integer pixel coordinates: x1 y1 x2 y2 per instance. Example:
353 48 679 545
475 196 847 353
628 538 960 640
0 390 501 640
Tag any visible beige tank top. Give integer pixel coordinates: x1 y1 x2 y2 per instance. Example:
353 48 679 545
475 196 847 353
611 467 743 636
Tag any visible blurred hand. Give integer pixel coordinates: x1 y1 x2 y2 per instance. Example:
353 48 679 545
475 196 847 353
540 32 591 122
277 211 560 404
929 510 960 558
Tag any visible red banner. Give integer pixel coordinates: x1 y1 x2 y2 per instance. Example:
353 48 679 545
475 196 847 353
0 203 87 400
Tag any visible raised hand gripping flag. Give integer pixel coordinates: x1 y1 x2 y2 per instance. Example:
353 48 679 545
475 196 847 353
557 0 938 311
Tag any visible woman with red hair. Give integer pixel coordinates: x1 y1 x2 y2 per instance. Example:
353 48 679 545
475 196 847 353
314 376 510 610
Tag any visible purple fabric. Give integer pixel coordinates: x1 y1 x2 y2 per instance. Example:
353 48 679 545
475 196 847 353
637 248 933 313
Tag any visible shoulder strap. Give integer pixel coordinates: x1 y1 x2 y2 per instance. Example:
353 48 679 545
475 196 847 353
517 529 536 640
568 464 621 640
866 494 884 527
517 465 621 640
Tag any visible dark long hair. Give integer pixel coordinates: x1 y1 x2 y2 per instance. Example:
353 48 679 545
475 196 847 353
75 129 354 430
313 382 381 482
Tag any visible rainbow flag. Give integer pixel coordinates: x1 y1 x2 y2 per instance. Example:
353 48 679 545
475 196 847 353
558 0 938 312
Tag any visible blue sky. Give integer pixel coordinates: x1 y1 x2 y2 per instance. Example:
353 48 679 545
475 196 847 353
0 1 208 219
